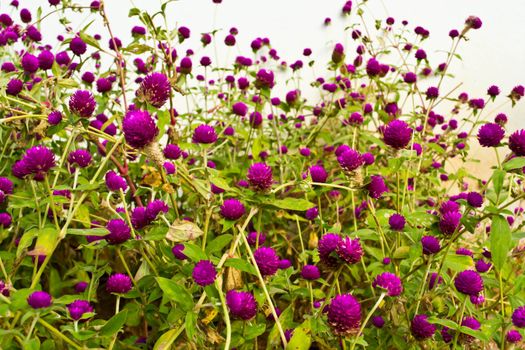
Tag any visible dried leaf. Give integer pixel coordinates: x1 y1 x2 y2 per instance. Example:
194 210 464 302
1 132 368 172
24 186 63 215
166 220 204 242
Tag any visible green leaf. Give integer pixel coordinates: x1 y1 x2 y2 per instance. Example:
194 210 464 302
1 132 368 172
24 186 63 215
503 157 525 171
286 320 311 350
490 215 512 271
205 234 233 255
427 317 459 330
443 253 473 272
491 169 506 196
32 227 58 256
270 198 315 211
224 258 257 275
244 323 266 340
153 328 179 350
182 243 208 262
100 309 128 337
458 326 490 341
16 228 39 258
156 277 194 311
74 205 91 228
79 32 102 50
185 312 197 341
66 228 109 236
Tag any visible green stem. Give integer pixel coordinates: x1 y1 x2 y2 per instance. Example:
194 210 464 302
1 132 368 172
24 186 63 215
452 296 467 348
38 318 83 350
350 293 386 350
215 279 231 350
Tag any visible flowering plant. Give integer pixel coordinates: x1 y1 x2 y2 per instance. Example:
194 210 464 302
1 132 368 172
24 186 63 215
0 0 524 349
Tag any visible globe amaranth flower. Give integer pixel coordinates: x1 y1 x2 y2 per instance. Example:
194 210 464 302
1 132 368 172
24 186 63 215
22 146 56 180
247 162 273 191
337 149 363 171
163 144 182 160
512 306 525 328
460 316 481 342
220 199 245 220
172 244 187 260
68 149 92 169
38 50 54 70
336 237 363 264
327 294 361 335
388 213 405 231
455 270 483 296
21 53 39 73
373 272 403 297
367 175 388 199
131 207 149 230
145 200 169 221
372 316 385 328
47 111 62 125
136 72 171 108
122 110 159 149
192 124 217 144
467 191 483 207
439 211 462 235
301 264 320 280
232 102 248 116
67 300 93 320
421 236 441 255
278 259 292 269
106 273 132 294
27 291 52 309
70 37 87 55
428 272 443 290
477 123 504 147
74 281 88 293
383 119 412 149
192 260 217 286
509 130 525 156
305 207 319 220
255 69 275 89
506 330 522 343
6 79 24 96
254 246 280 276
105 170 128 192
164 161 176 174
318 233 341 267
226 290 257 320
247 231 266 246
309 165 328 183
0 178 14 197
465 16 482 29
96 78 112 93
69 90 96 118
411 314 436 340
105 219 131 244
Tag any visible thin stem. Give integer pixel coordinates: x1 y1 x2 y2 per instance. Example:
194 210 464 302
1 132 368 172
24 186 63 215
38 318 83 350
215 279 231 350
350 293 386 350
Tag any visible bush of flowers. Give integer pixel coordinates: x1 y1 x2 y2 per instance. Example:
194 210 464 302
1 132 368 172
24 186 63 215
0 0 524 349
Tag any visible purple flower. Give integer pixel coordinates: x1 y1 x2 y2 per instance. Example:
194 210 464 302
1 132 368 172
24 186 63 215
74 281 88 293
441 327 453 343
383 119 412 149
220 199 245 220
96 78 112 93
22 146 56 179
145 200 169 221
105 219 131 245
411 314 436 340
247 232 266 246
247 163 273 191
367 175 388 199
130 207 149 229
318 233 341 267
477 123 504 147
172 244 187 260
336 237 363 264
68 150 92 168
509 130 525 156
192 260 217 286
512 306 525 328
439 200 460 214
255 69 275 89
105 171 128 192
467 192 483 208
21 53 39 73
69 90 96 118
425 86 439 99
27 291 52 309
163 144 182 160
506 330 522 343
475 259 492 273
301 265 320 280
421 236 441 255
232 102 248 116
327 294 361 335
305 207 319 220
122 110 159 148
47 111 62 125
455 270 483 296
465 16 482 29
278 259 292 269
309 165 328 183
337 149 363 171
67 300 93 320
70 37 87 56
136 72 171 108
226 290 257 320
372 316 385 328
254 247 280 276
38 50 54 70
389 213 405 231
6 79 24 96
439 211 462 235
106 273 132 294
373 272 403 296
0 178 13 197
192 124 217 144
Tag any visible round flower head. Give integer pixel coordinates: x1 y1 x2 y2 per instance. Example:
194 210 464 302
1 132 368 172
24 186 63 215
220 199 245 220
467 192 483 208
192 124 217 144
439 211 462 235
247 163 273 191
253 246 280 276
327 294 361 335
69 90 96 118
439 200 460 214
105 219 131 244
509 130 525 156
106 273 132 294
301 265 320 280
122 110 158 148
22 146 56 179
145 200 169 221
367 175 388 199
0 178 13 196
68 149 92 169
67 300 93 320
21 53 39 73
477 123 504 147
136 72 171 108
232 102 248 116
226 290 257 320
172 244 187 260
6 79 24 96
192 260 217 286
337 149 363 172
70 37 87 55
318 233 341 267
421 236 441 255
309 165 328 183
455 270 483 296
105 171 128 192
74 281 88 293
372 316 385 328
336 237 363 264
465 15 482 29
383 119 412 149
27 291 52 309
247 231 266 246
305 207 319 220
255 69 275 89
388 213 405 231
47 111 62 125
506 330 522 343
164 144 182 160
411 314 436 340
0 213 12 228
373 272 403 296
512 306 525 328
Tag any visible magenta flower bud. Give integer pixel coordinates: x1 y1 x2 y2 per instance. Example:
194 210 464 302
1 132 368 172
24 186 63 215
38 50 54 70
226 290 257 320
131 207 149 230
372 316 385 328
179 57 192 74
163 144 182 160
278 259 292 269
512 306 525 328
145 200 169 221
305 207 319 220
122 110 158 148
301 265 320 280
74 281 88 293
373 272 403 296
475 259 491 273
439 211 462 235
106 273 132 294
455 270 483 296
69 90 96 118
172 244 187 260
68 149 92 168
327 294 361 335
105 170 127 192
509 130 525 156
131 26 146 36
0 213 12 228
108 37 122 51
254 246 279 276
309 165 328 183
336 237 363 264
70 37 87 56
247 232 266 246
247 163 273 191
192 260 217 286
6 79 23 96
232 102 248 117
421 236 440 255
47 111 62 125
96 77 112 93
411 314 436 340
105 219 131 245
220 199 245 220
383 119 412 149
22 146 56 179
21 53 39 73
506 330 522 343
388 213 405 231
367 175 388 199
465 16 482 29
192 124 217 144
337 149 363 172
27 291 52 309
67 300 93 320
136 72 171 108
